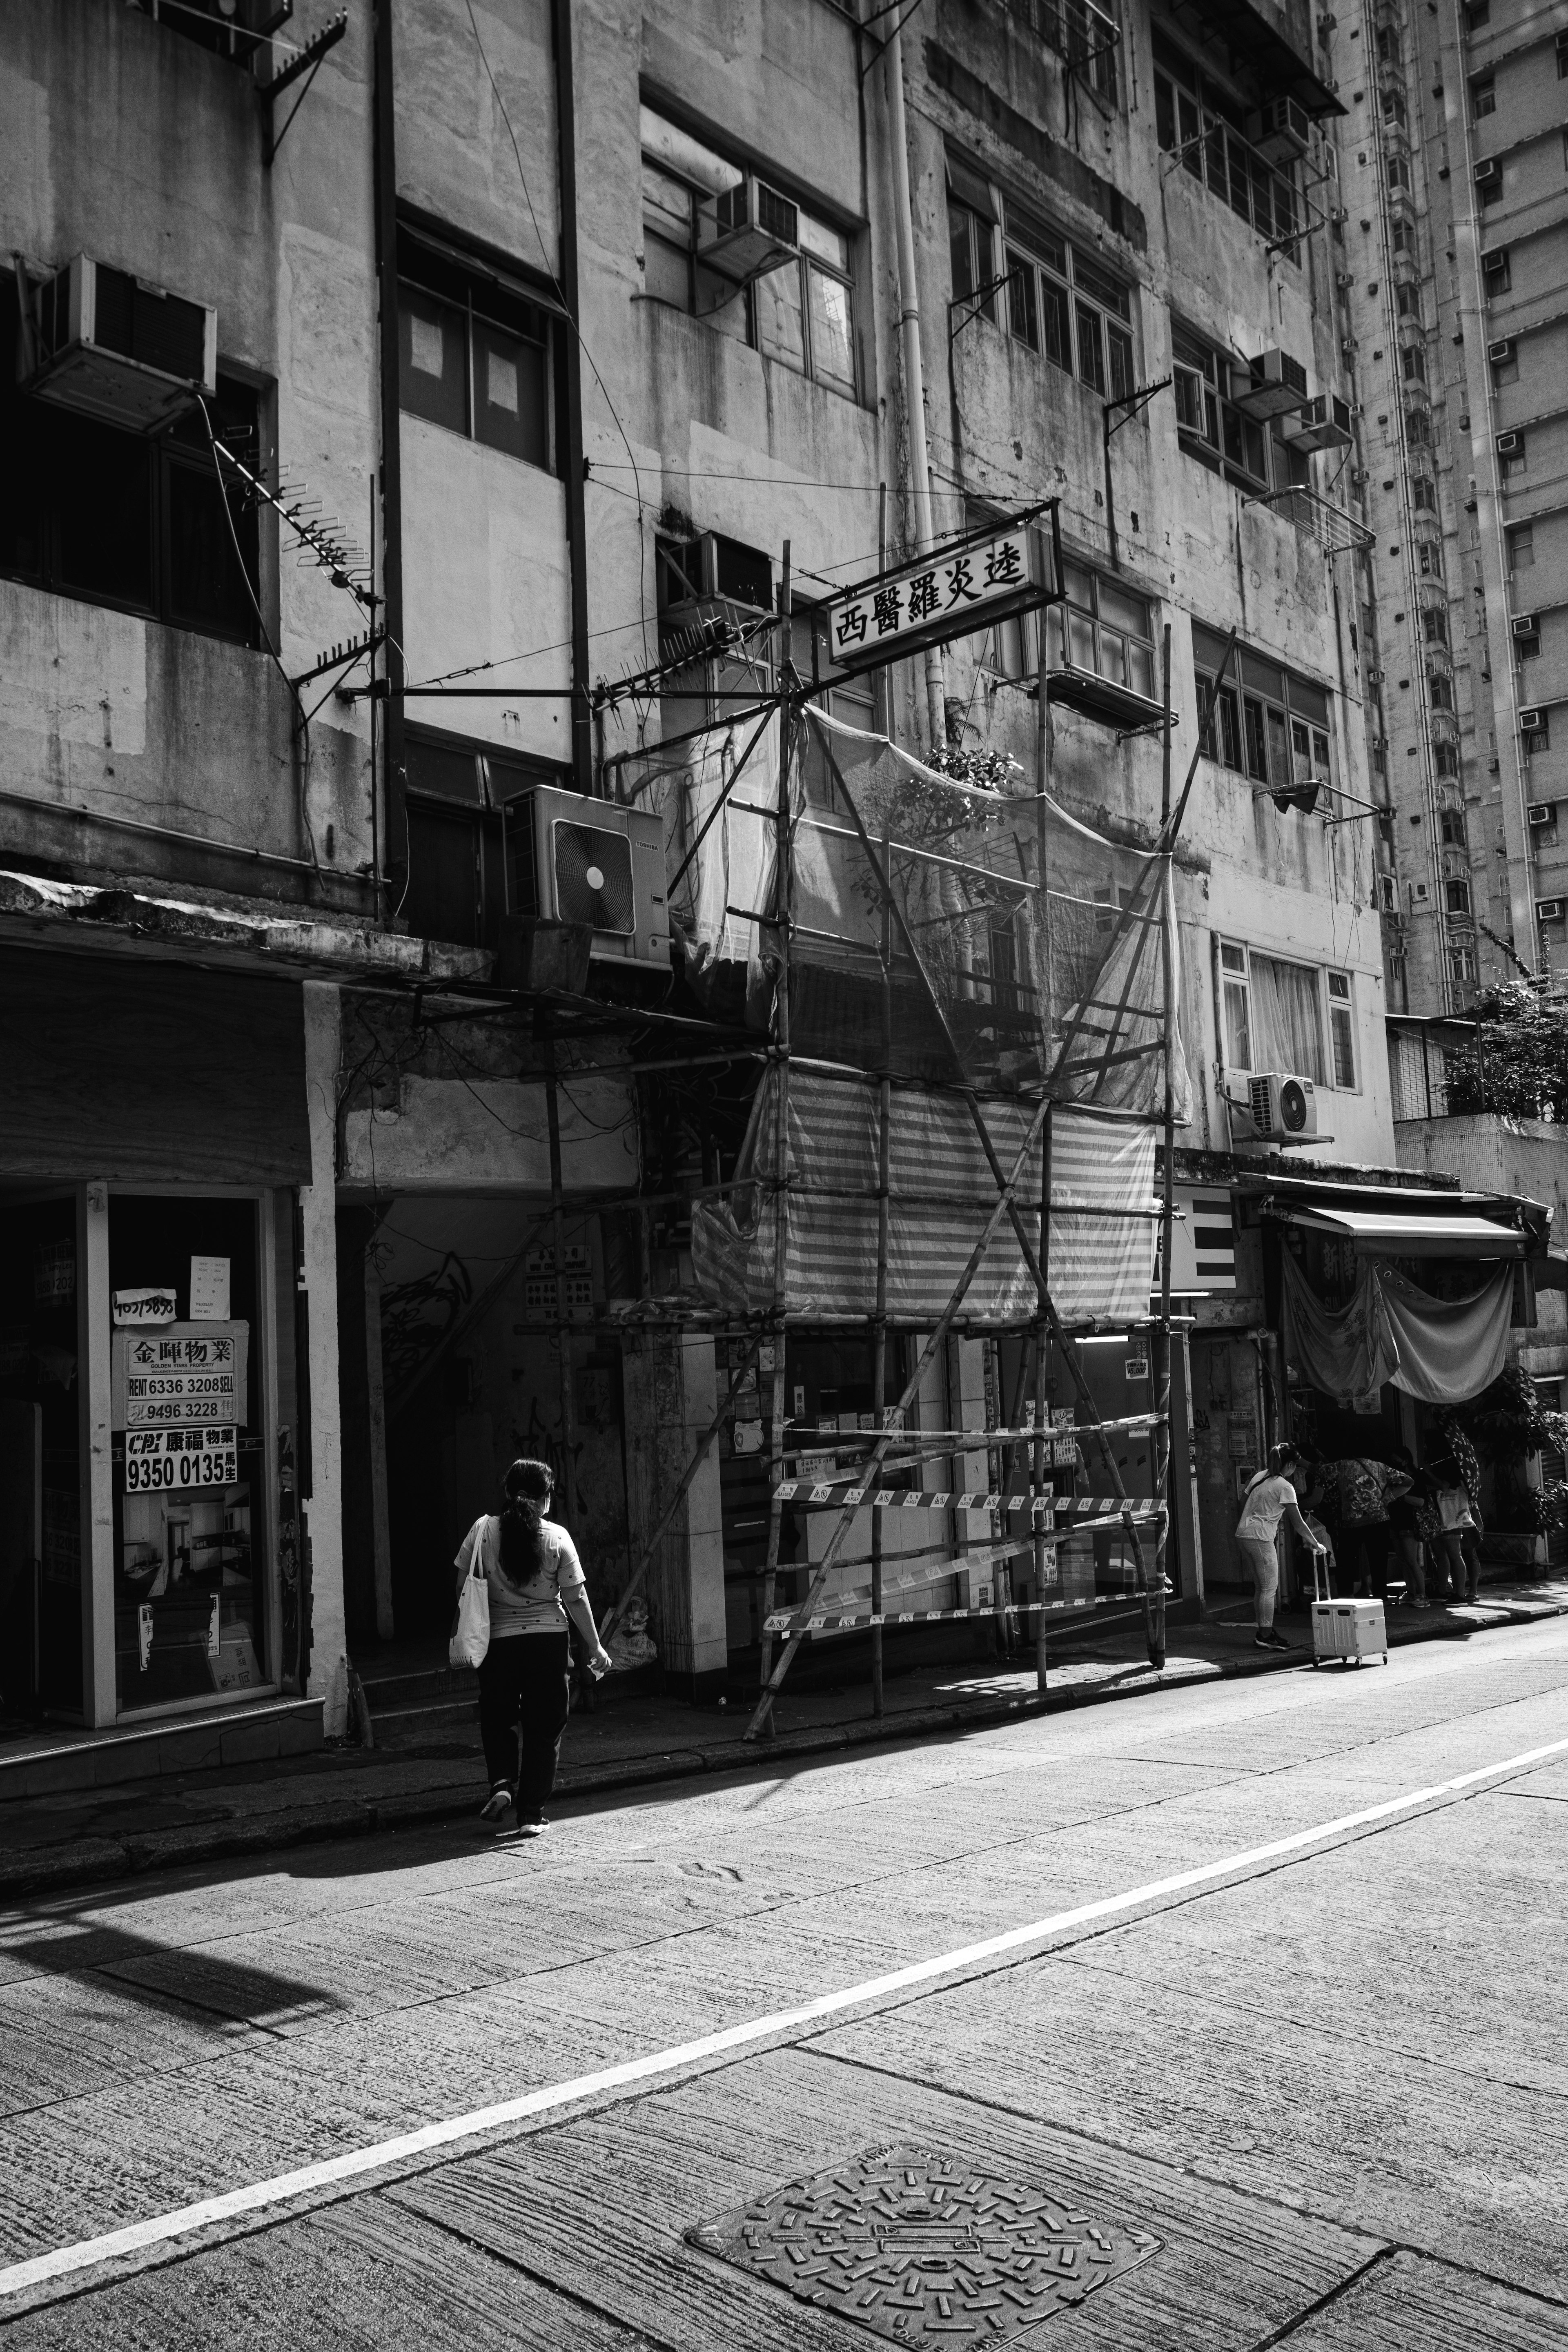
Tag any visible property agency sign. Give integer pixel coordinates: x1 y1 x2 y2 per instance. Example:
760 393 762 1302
111 1322 249 1431
822 516 1058 674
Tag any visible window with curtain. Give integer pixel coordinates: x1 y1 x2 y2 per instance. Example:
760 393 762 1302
1249 953 1325 1082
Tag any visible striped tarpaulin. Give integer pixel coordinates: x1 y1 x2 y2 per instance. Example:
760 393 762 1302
690 1066 1157 1323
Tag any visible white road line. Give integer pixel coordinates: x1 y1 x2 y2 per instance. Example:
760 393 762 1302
3 1728 1566 2305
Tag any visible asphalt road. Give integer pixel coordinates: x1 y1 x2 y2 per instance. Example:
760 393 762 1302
1 1621 1565 2349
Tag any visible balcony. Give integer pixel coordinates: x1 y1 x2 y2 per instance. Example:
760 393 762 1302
1243 483 1374 558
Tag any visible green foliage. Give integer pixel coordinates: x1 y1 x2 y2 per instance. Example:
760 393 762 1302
1441 982 1568 1121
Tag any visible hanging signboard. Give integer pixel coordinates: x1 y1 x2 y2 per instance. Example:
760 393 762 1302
821 508 1061 675
111 1322 249 1431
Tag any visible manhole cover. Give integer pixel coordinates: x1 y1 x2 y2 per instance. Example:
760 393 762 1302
688 2143 1160 2340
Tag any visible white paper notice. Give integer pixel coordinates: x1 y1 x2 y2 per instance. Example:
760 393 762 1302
189 1257 231 1322
113 1286 178 1329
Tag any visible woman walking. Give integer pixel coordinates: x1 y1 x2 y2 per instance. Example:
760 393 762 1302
1235 1443 1327 1651
454 1457 612 1835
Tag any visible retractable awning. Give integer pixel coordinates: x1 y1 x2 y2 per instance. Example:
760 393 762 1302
1273 1204 1530 1258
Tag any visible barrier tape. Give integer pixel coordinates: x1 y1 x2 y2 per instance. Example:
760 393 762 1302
772 1482 1157 1519
762 1594 1129 1635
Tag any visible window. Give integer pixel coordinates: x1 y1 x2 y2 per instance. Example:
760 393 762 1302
1388 157 1411 193
1499 432 1527 477
1396 284 1422 321
1406 408 1431 448
1429 668 1454 710
1327 971 1356 1088
1471 74 1495 118
399 229 552 471
126 0 277 58
1515 620 1541 658
1173 323 1280 487
1559 28 1568 73
0 281 261 645
1524 711 1550 753
948 156 998 317
1412 473 1437 510
639 108 858 398
1441 808 1467 846
1392 219 1413 255
1152 34 1300 258
1510 524 1535 570
1217 941 1328 1083
1446 877 1473 915
1382 89 1408 125
999 0 1121 102
1000 198 1134 397
1423 607 1449 645
1466 0 1490 24
1402 343 1427 383
1417 537 1441 573
1434 742 1461 777
1042 559 1156 695
1194 625 1334 792
402 733 562 949
1483 248 1511 296
1376 27 1398 64
1450 945 1477 989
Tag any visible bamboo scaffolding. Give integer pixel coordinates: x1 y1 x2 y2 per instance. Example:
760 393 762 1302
757 551 795 1726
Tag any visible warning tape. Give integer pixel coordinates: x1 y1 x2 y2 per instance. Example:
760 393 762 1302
773 1481 1158 1521
762 1595 1130 1635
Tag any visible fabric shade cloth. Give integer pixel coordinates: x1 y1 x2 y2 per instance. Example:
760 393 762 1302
690 1066 1158 1324
1273 1204 1529 1257
1279 1250 1515 1405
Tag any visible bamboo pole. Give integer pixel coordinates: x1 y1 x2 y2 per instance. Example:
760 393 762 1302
871 810 892 1717
545 1048 580 1532
758 548 794 1727
1150 622 1176 1672
745 1089 1054 1741
1033 1104 1053 1693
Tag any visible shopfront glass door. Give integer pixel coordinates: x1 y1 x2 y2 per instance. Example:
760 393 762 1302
0 1198 83 1719
109 1196 269 1713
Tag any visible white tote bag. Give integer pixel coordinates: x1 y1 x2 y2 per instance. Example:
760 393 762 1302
450 1555 491 1669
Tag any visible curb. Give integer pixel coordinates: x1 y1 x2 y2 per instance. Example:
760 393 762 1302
2 1600 1561 1904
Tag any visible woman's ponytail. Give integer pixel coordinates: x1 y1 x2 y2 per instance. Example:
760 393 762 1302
497 1457 552 1587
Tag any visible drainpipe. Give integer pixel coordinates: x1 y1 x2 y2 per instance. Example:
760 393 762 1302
883 21 947 752
552 0 594 798
371 0 406 898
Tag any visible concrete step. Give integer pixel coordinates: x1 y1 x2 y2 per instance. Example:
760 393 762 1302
0 1695 324 1800
360 1664 476 1713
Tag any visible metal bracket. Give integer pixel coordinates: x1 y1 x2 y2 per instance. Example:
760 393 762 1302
261 9 348 163
1104 375 1173 441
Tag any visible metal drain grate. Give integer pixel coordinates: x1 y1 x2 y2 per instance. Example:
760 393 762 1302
688 2143 1160 2340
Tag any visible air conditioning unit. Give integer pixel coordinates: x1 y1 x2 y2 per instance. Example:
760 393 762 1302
1520 707 1546 732
1488 338 1515 364
1537 900 1565 923
1513 614 1539 638
1528 802 1556 826
1351 466 1369 485
1336 270 1354 291
1474 158 1502 191
1230 346 1310 419
695 176 800 284
1496 430 1522 455
506 785 669 983
1366 666 1385 684
1248 96 1313 161
18 252 216 431
1247 1072 1319 1140
1283 392 1355 452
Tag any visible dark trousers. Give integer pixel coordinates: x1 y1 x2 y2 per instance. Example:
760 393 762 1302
477 1632 571 1817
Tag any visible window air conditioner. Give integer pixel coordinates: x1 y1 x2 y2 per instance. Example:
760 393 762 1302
1474 158 1502 190
1283 392 1355 452
18 252 216 431
1519 708 1545 732
1488 338 1515 363
1537 900 1565 924
1528 802 1556 826
1496 431 1522 455
1247 1072 1319 1140
1513 614 1539 638
1351 466 1369 485
695 176 800 284
1247 96 1312 162
506 785 669 984
1229 346 1310 419
1367 666 1385 683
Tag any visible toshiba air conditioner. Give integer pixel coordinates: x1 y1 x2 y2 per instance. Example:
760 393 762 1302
1488 338 1515 364
1247 96 1312 163
1529 802 1557 828
1229 347 1309 419
1538 899 1565 922
1248 1072 1319 1141
1283 392 1354 453
1520 707 1546 733
1474 158 1502 192
1513 614 1539 639
506 786 669 983
1497 430 1523 456
19 254 216 431
695 176 799 284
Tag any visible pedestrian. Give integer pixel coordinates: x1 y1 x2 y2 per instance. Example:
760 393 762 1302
454 1457 612 1836
1235 1443 1326 1652
1386 1446 1440 1608
1429 1452 1483 1604
1330 1453 1413 1599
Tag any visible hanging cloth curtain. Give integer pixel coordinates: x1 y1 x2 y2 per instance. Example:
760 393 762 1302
1279 1250 1517 1405
1250 955 1326 1083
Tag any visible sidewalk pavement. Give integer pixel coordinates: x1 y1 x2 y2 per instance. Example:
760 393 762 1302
3 1581 1565 1903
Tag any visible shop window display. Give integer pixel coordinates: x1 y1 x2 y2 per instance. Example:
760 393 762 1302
110 1196 268 1712
0 1199 83 1717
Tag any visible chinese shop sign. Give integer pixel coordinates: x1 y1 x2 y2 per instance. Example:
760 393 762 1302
111 1323 249 1430
822 516 1059 674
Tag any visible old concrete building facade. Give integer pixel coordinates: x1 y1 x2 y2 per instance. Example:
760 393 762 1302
9 0 1549 1763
